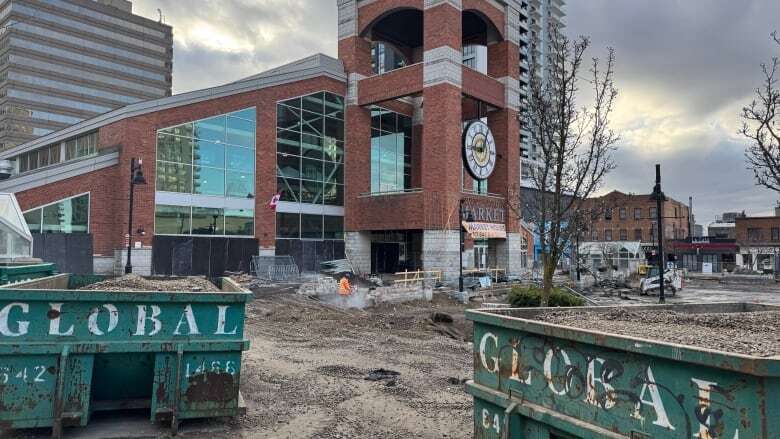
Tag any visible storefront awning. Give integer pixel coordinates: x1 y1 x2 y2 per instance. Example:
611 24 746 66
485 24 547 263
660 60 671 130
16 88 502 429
463 221 507 239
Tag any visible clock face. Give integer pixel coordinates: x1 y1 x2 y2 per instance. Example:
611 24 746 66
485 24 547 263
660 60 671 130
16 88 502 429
462 121 497 181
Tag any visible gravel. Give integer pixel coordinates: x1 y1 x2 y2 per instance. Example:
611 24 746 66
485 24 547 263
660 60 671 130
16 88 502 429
79 274 219 292
535 309 780 357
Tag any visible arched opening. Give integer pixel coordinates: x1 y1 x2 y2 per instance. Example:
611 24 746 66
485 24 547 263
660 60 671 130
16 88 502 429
362 8 423 75
462 10 502 75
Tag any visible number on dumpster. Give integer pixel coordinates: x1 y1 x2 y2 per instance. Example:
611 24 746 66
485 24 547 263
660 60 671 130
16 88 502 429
185 360 238 378
0 365 48 384
482 409 500 434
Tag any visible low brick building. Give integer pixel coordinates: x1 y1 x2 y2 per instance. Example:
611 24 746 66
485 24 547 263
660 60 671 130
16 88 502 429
0 0 527 278
584 190 691 261
735 216 780 273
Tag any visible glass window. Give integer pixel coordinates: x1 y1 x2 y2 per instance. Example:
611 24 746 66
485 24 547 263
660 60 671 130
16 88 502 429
301 214 323 239
619 208 627 220
277 105 301 131
277 155 300 178
278 129 300 156
620 229 628 241
324 182 344 206
634 208 642 220
230 108 256 121
160 123 194 138
324 93 344 119
193 140 225 168
226 116 255 148
194 116 226 143
323 139 343 163
280 97 300 109
277 213 300 238
39 194 89 234
324 216 344 240
324 117 344 141
193 166 225 196
300 179 323 204
157 162 192 193
192 207 224 235
301 158 323 182
302 92 324 113
605 208 613 220
301 134 324 160
650 207 658 219
605 230 613 241
226 171 254 198
24 209 41 233
324 162 344 184
370 107 412 193
634 229 643 241
371 41 408 74
225 209 254 236
155 205 191 235
301 111 323 137
226 146 255 173
278 177 299 202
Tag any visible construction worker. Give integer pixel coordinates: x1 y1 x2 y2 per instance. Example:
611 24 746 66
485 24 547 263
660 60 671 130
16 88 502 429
339 273 352 296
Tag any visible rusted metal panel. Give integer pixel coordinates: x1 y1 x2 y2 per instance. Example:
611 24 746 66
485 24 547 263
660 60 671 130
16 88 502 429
466 303 780 438
0 275 250 437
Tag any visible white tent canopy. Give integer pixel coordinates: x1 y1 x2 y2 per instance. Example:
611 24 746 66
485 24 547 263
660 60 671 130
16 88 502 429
579 241 643 257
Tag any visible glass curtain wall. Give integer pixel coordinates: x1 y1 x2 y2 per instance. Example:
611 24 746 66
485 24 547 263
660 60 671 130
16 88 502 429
276 91 344 206
154 108 256 236
370 107 412 194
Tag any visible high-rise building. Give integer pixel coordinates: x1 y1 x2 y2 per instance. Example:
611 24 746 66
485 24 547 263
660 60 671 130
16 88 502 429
519 0 566 188
0 0 173 151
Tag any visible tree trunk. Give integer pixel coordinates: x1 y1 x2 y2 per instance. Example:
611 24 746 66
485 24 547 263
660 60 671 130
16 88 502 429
542 254 555 306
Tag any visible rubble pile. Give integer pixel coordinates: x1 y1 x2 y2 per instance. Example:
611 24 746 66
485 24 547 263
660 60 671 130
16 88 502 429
536 309 780 357
79 274 219 292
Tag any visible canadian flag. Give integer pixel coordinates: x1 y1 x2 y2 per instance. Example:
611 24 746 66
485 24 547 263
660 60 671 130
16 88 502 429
268 192 282 210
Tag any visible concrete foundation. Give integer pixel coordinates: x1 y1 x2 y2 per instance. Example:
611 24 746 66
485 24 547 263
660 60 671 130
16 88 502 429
422 230 460 281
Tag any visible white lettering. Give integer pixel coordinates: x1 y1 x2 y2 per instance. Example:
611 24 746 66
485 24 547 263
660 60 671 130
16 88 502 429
134 305 162 336
215 305 237 335
0 302 29 337
585 358 617 409
173 305 200 336
691 378 739 439
632 366 675 430
48 303 74 336
543 348 572 396
88 304 119 336
479 332 499 373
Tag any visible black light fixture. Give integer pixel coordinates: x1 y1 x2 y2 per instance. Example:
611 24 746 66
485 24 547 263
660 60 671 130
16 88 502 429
125 158 146 274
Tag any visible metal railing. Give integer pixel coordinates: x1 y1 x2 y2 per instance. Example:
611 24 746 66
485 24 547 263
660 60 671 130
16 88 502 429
251 255 300 282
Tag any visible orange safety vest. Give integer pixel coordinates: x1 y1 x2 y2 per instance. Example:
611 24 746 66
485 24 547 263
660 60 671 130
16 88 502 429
339 277 351 296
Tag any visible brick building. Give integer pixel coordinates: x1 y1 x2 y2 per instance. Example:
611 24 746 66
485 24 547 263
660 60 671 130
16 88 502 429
0 0 526 278
584 190 691 258
735 216 780 273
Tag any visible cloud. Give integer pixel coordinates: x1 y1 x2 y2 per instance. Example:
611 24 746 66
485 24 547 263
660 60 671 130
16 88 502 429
127 1 780 226
565 0 780 225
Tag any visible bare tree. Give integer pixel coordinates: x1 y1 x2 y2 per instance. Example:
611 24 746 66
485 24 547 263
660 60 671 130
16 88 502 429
510 25 619 305
741 32 780 192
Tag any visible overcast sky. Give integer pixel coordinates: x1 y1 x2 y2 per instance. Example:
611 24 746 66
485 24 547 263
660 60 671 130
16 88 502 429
133 0 780 225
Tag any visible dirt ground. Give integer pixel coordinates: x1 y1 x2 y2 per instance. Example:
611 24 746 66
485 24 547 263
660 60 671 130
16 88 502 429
209 292 475 439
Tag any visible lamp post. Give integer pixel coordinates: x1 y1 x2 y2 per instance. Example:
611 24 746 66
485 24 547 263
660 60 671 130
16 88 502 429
125 158 147 274
649 164 666 304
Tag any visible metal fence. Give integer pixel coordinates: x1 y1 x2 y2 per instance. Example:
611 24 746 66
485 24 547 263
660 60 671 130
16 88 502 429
251 255 301 281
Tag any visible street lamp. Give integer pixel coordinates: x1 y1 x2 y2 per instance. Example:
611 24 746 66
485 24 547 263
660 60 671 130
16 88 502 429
459 199 474 296
125 158 147 274
649 164 667 304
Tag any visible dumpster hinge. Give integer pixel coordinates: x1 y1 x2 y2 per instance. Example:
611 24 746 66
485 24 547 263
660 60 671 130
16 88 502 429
51 345 70 439
170 345 184 435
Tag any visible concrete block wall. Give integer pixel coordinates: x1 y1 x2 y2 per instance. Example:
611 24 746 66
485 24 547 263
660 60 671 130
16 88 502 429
113 247 152 276
93 256 114 275
496 232 525 276
422 230 460 281
345 231 371 275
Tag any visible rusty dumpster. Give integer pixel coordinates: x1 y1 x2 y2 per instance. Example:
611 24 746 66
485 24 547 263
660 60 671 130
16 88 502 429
466 303 780 438
0 274 251 437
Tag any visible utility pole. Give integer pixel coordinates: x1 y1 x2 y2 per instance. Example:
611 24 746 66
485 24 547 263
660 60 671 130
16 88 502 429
650 164 667 304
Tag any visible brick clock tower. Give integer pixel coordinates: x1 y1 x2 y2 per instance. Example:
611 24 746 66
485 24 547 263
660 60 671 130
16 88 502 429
338 0 523 279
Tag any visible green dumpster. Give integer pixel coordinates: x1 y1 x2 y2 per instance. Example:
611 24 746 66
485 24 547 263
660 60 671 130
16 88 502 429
0 263 57 285
466 303 780 439
0 274 251 437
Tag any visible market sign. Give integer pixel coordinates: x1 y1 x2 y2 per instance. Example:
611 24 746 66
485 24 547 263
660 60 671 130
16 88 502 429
463 221 507 239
